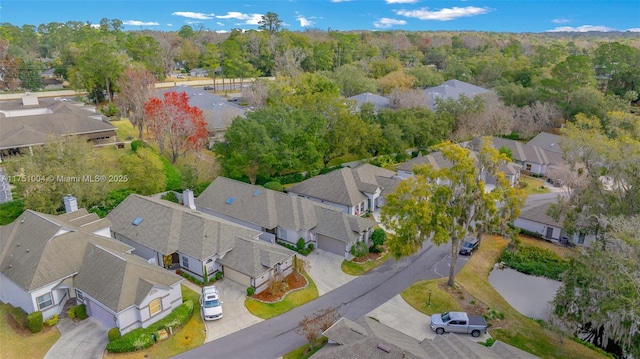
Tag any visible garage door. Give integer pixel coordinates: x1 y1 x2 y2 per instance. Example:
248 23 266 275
317 235 345 257
87 299 115 328
223 267 251 287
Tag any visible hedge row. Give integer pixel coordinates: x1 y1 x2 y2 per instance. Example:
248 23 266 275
106 299 194 353
277 240 314 256
499 245 569 280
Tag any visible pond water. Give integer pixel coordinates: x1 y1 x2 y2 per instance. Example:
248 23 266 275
488 264 562 321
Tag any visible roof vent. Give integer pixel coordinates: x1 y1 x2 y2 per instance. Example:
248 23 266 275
225 197 235 204
253 189 260 197
132 217 143 226
377 342 392 353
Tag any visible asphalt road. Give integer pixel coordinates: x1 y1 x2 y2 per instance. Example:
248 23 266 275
176 241 457 359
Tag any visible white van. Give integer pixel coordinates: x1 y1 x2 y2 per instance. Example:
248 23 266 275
200 285 223 320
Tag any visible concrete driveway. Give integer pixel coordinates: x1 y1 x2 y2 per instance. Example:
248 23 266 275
367 294 492 343
202 279 263 343
306 249 356 296
43 316 108 359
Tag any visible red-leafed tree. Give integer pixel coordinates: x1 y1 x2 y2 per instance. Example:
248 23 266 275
144 91 208 163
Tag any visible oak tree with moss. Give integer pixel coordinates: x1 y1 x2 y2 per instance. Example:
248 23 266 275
381 138 526 287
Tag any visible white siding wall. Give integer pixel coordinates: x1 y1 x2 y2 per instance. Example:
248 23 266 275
92 227 112 238
119 284 182 335
180 253 204 280
513 218 562 240
117 306 141 334
0 275 34 313
112 233 159 262
30 282 67 319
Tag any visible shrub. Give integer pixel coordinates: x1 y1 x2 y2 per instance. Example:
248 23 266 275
371 228 386 249
27 311 43 333
44 314 59 327
307 243 314 251
130 139 149 152
100 102 120 117
277 240 298 252
482 337 497 347
159 156 182 191
68 304 88 320
108 327 121 342
10 306 28 329
369 245 382 254
350 241 369 258
297 238 306 251
263 181 284 192
247 287 255 296
161 191 179 203
499 245 569 280
215 271 223 281
106 300 194 353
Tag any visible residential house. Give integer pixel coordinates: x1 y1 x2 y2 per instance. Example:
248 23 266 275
469 136 558 176
347 92 390 112
0 94 117 161
396 150 521 188
526 132 565 182
189 68 209 77
155 86 246 143
195 177 377 258
107 193 296 293
287 164 401 216
312 316 539 359
422 79 489 111
514 201 594 247
0 207 182 333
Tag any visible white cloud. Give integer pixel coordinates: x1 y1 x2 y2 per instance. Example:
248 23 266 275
386 0 418 4
374 18 407 29
123 20 160 26
395 6 491 21
297 15 315 27
552 18 571 24
171 12 214 20
216 12 263 25
627 28 640 32
547 25 617 32
216 22 224 26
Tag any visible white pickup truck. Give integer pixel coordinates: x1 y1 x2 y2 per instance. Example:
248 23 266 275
430 311 487 337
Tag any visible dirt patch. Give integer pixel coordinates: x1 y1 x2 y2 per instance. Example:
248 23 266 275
252 272 308 303
351 247 386 263
4 312 54 337
437 279 512 331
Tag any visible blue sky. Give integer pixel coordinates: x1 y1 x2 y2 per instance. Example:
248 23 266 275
2 0 639 33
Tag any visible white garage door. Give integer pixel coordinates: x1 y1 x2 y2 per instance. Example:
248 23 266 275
317 235 345 257
87 299 115 328
223 267 251 287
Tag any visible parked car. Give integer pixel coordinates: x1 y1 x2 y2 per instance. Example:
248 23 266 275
204 86 214 90
430 311 487 337
200 285 223 320
458 237 479 255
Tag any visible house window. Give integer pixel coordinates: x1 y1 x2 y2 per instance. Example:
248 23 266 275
577 233 586 244
76 290 84 303
149 298 162 316
182 256 189 268
525 163 532 171
279 227 287 241
36 293 53 310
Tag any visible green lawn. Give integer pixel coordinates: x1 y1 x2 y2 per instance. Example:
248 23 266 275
245 273 318 319
283 337 328 359
519 175 550 195
104 285 205 359
0 302 60 359
401 279 463 315
111 118 139 141
432 235 608 359
341 252 390 276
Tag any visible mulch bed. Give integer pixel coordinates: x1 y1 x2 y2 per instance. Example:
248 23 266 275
5 312 54 337
251 272 307 303
351 247 386 263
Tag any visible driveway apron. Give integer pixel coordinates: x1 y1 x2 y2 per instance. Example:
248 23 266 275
43 316 108 359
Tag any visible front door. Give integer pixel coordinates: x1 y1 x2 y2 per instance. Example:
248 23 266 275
546 227 554 239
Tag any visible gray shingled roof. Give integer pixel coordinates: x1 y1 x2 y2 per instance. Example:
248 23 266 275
107 194 260 260
347 92 390 111
313 206 377 244
74 244 182 312
216 237 295 277
156 86 245 132
526 132 562 154
0 100 116 150
314 317 540 359
288 164 400 207
195 177 318 231
469 137 552 166
423 79 489 110
517 202 562 228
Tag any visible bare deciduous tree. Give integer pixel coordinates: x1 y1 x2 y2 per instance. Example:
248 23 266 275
295 308 340 350
117 67 156 138
510 101 562 139
388 88 427 109
242 79 269 109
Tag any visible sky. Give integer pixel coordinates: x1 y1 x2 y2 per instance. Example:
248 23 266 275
1 0 639 33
